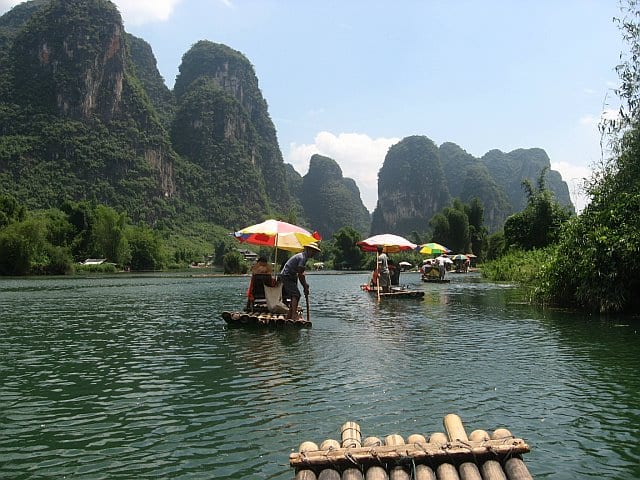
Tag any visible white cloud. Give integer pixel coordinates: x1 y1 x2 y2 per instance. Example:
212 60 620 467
286 132 400 213
551 161 593 214
0 0 186 25
113 0 185 26
0 0 22 14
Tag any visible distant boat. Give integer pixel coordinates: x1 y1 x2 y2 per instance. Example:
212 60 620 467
360 284 425 299
421 275 450 284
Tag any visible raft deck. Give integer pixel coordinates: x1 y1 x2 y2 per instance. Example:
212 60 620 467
221 310 311 328
290 415 533 479
361 285 425 298
421 275 451 283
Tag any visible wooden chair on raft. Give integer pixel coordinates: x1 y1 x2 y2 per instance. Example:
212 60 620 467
245 273 277 312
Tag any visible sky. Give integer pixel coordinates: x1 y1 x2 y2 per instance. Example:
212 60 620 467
0 0 628 213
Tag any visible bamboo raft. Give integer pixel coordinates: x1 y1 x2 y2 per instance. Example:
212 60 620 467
221 311 312 328
290 415 533 479
360 285 425 299
421 275 451 284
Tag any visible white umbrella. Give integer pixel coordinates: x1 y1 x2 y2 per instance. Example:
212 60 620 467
436 255 453 264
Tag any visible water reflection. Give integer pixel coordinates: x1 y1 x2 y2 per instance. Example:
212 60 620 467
0 273 638 479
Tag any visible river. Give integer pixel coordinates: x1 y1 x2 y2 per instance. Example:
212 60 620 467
1 271 638 479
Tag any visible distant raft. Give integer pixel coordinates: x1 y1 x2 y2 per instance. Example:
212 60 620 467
290 415 533 480
221 311 311 328
360 284 425 299
421 274 451 283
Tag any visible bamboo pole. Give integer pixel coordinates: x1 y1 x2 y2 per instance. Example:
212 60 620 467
389 466 409 480
318 470 340 480
503 457 533 480
342 467 364 480
480 460 507 480
414 464 436 480
295 470 317 480
341 422 362 448
444 413 468 442
436 463 460 480
376 251 380 301
458 462 482 480
365 466 388 480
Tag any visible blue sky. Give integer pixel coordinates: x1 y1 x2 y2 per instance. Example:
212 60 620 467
1 0 627 213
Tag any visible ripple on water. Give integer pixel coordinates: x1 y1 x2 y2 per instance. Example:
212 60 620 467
1 273 639 479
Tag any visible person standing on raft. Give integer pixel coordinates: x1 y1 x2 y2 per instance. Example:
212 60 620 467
279 243 321 319
376 245 391 293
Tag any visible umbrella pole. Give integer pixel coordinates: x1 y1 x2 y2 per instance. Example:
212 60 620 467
376 251 381 301
274 233 279 272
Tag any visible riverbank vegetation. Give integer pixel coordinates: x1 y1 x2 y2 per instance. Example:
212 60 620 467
483 1 640 314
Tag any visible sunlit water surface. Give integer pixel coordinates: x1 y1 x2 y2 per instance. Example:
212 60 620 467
1 272 639 479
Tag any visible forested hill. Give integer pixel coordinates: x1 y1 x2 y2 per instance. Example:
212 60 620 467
371 136 574 235
1 0 573 242
301 154 370 237
0 0 367 233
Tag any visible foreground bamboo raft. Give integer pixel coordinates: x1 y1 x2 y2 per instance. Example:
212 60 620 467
221 311 312 328
290 415 533 479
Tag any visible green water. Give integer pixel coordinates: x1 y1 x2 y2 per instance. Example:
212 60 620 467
1 272 638 479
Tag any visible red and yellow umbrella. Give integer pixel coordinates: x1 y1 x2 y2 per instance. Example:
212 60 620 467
233 219 320 252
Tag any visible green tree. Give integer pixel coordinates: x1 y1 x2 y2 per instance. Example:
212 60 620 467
465 197 488 259
91 205 130 265
535 0 640 312
0 217 48 275
428 199 471 253
332 226 363 270
0 194 26 228
503 168 571 250
223 250 247 274
126 225 165 271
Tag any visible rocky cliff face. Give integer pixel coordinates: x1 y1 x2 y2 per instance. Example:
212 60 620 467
0 2 305 229
11 0 126 122
0 0 177 219
301 154 370 237
172 40 294 218
480 148 573 212
371 136 450 235
373 136 574 236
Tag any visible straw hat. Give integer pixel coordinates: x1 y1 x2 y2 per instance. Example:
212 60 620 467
304 242 321 252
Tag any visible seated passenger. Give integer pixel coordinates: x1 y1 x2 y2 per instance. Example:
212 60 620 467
246 256 275 311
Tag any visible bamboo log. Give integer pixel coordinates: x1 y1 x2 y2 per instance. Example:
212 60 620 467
491 429 512 440
320 439 340 451
428 432 448 445
444 414 468 442
458 461 482 480
469 430 490 442
406 434 426 444
341 422 362 448
436 462 460 480
299 441 319 453
318 470 341 480
342 467 364 480
414 464 436 480
480 460 507 480
389 466 409 480
503 456 533 480
384 434 405 446
289 439 530 468
365 466 388 480
362 437 382 447
295 470 318 480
